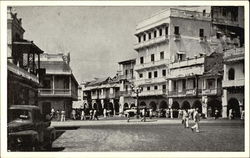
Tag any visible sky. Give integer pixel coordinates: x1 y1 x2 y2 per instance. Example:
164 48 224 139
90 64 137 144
14 6 168 83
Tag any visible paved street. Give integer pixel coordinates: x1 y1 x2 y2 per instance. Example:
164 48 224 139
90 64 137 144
51 118 244 152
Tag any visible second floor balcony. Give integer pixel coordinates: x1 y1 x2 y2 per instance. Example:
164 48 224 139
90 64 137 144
134 59 169 71
134 35 169 50
38 88 78 100
222 79 244 88
135 77 167 86
168 89 197 97
139 89 168 97
201 87 222 96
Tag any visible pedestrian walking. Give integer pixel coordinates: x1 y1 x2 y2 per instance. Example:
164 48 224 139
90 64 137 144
72 109 76 120
89 109 93 120
241 110 244 120
214 109 219 119
51 107 55 119
127 111 130 122
149 108 153 119
61 109 66 122
166 108 169 118
178 109 182 119
81 109 86 120
229 109 233 120
170 108 173 119
56 109 60 121
103 108 107 118
141 107 146 122
92 109 99 120
183 109 189 128
191 108 200 133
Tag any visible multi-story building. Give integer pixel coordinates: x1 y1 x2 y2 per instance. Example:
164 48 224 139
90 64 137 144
7 7 44 110
133 8 211 113
82 76 120 116
222 47 244 118
133 6 244 118
118 59 136 110
37 53 79 117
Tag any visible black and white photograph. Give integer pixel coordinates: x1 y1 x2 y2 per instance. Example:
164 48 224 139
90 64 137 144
0 1 249 158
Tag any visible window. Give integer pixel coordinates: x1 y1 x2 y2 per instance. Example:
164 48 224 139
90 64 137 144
165 27 168 35
43 79 51 88
154 86 158 90
125 85 128 91
147 86 150 91
202 10 206 16
162 69 166 76
125 70 128 75
151 54 155 62
228 68 235 80
193 79 196 89
182 79 186 90
130 69 134 78
199 29 204 37
174 26 179 35
140 57 144 64
173 81 177 90
160 51 164 59
139 73 143 78
154 30 157 37
207 79 215 89
138 36 141 43
143 34 146 41
178 54 184 61
162 84 166 90
154 71 158 78
148 33 151 40
148 72 152 79
159 28 162 36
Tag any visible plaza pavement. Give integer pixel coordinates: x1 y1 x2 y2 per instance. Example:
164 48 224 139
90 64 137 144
51 116 244 128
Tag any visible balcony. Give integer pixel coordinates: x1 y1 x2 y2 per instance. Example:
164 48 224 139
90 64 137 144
120 74 135 81
202 88 222 96
38 88 77 99
222 79 244 88
170 57 204 69
135 77 167 86
120 90 133 97
168 89 197 97
170 8 211 21
134 35 169 50
139 89 167 97
134 59 169 71
109 92 120 99
8 61 39 84
99 93 109 99
212 18 239 27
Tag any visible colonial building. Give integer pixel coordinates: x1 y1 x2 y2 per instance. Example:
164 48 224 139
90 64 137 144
222 47 244 118
37 53 79 117
7 7 44 109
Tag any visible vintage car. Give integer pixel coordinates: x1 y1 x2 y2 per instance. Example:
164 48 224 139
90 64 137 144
124 107 137 117
7 105 56 151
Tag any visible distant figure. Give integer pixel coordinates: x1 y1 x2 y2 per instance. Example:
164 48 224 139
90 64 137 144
92 109 99 120
214 109 219 119
51 107 55 119
166 109 170 118
103 108 107 118
183 109 189 128
149 109 153 119
72 109 76 120
56 110 60 121
191 108 200 133
241 110 245 120
141 107 146 122
61 110 66 122
81 109 86 120
89 109 93 120
170 108 173 119
178 109 182 119
229 109 233 120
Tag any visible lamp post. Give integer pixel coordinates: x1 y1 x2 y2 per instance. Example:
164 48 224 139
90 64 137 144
130 84 142 119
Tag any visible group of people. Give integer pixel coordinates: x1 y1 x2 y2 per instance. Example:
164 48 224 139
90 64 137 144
50 107 66 122
71 108 99 121
181 108 200 133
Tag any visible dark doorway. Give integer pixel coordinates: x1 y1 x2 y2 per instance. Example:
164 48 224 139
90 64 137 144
228 98 240 118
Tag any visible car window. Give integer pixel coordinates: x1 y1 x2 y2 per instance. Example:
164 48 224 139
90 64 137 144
8 109 31 122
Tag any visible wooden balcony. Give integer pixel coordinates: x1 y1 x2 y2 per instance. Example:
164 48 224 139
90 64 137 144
168 89 197 97
201 88 222 96
134 59 169 71
222 79 244 88
38 88 78 100
139 89 167 97
134 35 169 50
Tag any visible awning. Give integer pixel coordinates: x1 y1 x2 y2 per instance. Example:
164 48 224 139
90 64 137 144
13 39 43 54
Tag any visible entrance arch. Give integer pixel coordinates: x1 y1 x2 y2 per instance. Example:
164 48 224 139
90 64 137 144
124 103 129 110
172 101 180 118
149 101 157 111
182 101 190 110
207 99 222 117
93 103 98 110
140 101 146 108
159 100 168 109
228 98 240 118
130 103 135 108
114 101 119 114
108 102 114 115
193 100 202 113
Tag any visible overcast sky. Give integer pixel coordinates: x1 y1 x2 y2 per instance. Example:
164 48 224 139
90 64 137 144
14 6 169 83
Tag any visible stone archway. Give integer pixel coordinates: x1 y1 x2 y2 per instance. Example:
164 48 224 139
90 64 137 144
181 101 190 110
193 100 202 113
130 103 135 108
114 100 120 114
149 101 157 111
124 103 129 110
228 98 240 118
140 101 146 108
159 100 168 109
172 101 180 118
207 99 222 117
108 102 114 116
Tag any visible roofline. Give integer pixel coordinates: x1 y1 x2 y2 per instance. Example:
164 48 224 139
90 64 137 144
118 58 136 64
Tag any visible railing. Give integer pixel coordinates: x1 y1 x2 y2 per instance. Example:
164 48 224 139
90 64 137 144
170 57 204 69
134 77 167 86
120 90 133 97
109 92 120 98
202 88 222 96
140 89 167 96
8 61 39 84
134 35 169 50
170 8 211 21
120 74 135 80
134 59 169 71
38 89 77 97
212 18 239 26
168 89 197 97
222 79 244 88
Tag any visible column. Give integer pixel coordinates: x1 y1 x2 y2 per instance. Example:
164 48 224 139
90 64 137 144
168 98 173 119
222 89 228 118
119 96 124 114
169 80 173 92
69 76 72 92
52 75 55 94
110 99 115 116
202 96 208 118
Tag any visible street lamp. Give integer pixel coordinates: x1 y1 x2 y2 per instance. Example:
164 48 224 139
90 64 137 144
130 84 142 119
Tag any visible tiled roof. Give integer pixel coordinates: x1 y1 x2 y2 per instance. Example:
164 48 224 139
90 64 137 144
87 77 111 86
40 61 72 75
204 52 223 76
